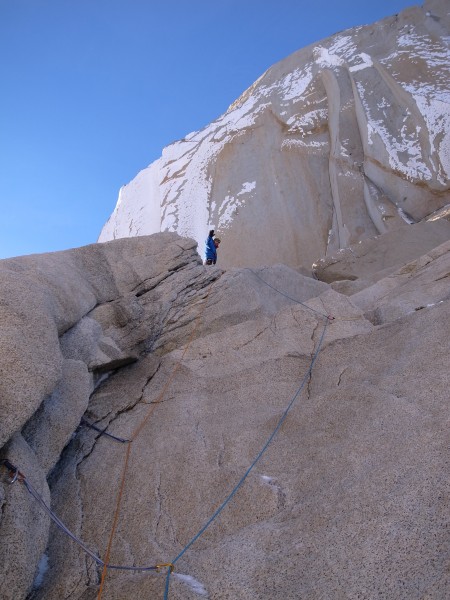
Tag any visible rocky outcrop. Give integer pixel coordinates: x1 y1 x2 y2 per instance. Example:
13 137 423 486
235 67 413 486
99 0 450 270
2 5 450 598
0 225 449 599
0 233 205 600
0 234 201 450
312 218 450 284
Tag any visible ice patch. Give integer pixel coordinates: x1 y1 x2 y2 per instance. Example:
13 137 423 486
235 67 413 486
386 33 450 100
174 573 208 597
32 553 49 589
349 53 373 72
412 95 450 181
426 203 450 222
328 35 357 59
286 108 328 132
281 139 327 152
397 208 415 224
355 81 433 180
279 65 313 101
314 46 344 68
238 181 256 196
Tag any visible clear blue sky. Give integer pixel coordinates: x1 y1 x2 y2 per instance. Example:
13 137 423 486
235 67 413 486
1 0 417 259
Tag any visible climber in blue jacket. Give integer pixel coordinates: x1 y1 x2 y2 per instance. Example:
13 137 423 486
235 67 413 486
204 229 219 265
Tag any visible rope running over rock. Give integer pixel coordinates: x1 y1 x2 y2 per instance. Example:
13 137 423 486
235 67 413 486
0 460 168 573
97 275 217 598
163 317 329 598
1 270 331 599
249 269 332 320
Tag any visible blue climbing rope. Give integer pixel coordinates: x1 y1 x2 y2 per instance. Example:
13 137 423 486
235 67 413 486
163 317 329 598
249 269 330 319
1 270 332 598
80 418 131 444
0 460 163 574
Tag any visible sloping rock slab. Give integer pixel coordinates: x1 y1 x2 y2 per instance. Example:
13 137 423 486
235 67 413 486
351 239 450 324
312 219 450 283
31 268 448 600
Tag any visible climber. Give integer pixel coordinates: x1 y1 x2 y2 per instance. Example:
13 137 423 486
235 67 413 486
213 237 221 264
204 229 219 265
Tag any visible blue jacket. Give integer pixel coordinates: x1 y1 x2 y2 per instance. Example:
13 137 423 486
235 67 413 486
205 235 217 261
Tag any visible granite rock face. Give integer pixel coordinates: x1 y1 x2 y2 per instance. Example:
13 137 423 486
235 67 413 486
312 218 450 283
99 0 450 270
2 2 450 598
0 225 449 599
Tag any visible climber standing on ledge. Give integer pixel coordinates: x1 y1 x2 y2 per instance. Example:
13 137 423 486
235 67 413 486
204 229 221 265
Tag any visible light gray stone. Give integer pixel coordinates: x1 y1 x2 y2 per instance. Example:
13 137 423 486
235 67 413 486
0 269 63 448
351 239 450 324
0 233 201 448
0 228 448 600
22 359 92 475
60 317 137 373
312 219 450 283
36 264 447 600
0 434 50 600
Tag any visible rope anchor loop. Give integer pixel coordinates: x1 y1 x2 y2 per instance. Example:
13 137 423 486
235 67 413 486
156 563 175 574
0 459 22 484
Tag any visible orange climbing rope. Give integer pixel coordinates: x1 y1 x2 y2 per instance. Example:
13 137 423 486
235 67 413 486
1 270 334 599
97 277 216 599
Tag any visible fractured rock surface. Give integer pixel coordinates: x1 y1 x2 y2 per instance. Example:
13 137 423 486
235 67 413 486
0 225 448 599
1 5 450 598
